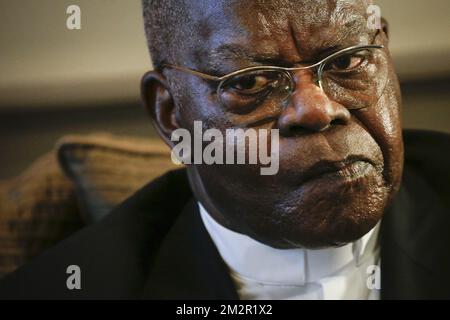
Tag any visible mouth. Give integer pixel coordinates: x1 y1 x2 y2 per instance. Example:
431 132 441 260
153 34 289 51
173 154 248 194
300 157 375 186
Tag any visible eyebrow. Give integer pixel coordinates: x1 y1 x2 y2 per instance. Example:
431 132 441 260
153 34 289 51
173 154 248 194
193 44 286 77
208 44 286 67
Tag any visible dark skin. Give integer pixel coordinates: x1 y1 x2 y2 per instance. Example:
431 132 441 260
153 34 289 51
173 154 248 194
142 0 404 249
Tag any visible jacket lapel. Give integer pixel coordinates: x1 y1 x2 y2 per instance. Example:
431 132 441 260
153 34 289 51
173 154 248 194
142 198 239 299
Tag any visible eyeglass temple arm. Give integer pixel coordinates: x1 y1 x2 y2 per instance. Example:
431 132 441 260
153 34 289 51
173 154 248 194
163 64 222 81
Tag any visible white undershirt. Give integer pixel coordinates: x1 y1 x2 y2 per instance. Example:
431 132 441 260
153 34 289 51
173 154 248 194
198 202 381 300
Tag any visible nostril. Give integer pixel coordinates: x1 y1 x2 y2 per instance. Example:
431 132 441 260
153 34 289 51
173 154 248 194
282 125 310 136
330 118 347 126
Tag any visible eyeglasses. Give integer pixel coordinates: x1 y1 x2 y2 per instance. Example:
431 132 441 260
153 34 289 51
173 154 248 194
163 44 388 122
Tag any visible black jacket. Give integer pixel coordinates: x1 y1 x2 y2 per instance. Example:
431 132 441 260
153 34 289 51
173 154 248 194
0 129 449 299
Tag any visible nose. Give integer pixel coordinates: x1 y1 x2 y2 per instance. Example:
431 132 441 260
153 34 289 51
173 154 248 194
277 71 351 136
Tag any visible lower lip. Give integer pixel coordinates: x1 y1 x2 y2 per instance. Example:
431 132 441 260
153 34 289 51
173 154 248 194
313 161 373 184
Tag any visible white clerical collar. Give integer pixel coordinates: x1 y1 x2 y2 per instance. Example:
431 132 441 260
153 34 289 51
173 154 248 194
198 202 379 287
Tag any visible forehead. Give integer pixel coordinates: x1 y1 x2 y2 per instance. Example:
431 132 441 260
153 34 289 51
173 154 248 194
189 0 372 67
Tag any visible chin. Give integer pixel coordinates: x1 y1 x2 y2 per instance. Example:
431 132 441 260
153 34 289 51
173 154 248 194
253 166 390 249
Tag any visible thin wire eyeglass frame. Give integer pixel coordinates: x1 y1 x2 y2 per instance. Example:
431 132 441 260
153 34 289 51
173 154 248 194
163 44 384 94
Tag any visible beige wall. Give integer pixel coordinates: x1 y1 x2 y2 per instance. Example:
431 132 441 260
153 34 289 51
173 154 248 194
376 0 450 79
0 0 450 109
0 0 151 109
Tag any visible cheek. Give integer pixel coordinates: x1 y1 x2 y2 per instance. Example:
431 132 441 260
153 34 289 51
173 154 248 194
175 79 272 209
177 80 233 130
195 163 271 230
353 75 404 189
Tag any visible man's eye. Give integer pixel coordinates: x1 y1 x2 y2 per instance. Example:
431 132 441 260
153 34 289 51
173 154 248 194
227 74 274 94
218 70 291 113
329 55 365 71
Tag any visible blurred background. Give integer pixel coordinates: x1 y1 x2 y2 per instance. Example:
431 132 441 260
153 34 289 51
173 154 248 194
0 0 449 179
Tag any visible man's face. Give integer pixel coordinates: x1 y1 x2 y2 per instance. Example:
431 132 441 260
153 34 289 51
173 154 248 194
162 0 404 248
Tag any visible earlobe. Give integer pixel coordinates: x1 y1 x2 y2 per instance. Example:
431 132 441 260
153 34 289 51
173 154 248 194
141 71 179 148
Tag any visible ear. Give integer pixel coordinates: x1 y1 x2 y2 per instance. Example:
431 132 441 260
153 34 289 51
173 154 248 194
381 17 389 40
141 71 179 148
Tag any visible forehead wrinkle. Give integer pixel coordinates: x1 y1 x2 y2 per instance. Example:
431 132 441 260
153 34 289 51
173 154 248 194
330 1 368 36
192 0 372 70
319 17 369 49
285 1 370 56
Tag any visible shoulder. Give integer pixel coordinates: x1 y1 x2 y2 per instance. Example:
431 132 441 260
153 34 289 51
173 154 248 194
380 130 450 299
403 129 450 206
0 169 191 299
386 130 450 282
403 129 450 179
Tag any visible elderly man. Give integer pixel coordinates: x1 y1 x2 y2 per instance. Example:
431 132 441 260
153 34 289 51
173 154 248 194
0 0 449 300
